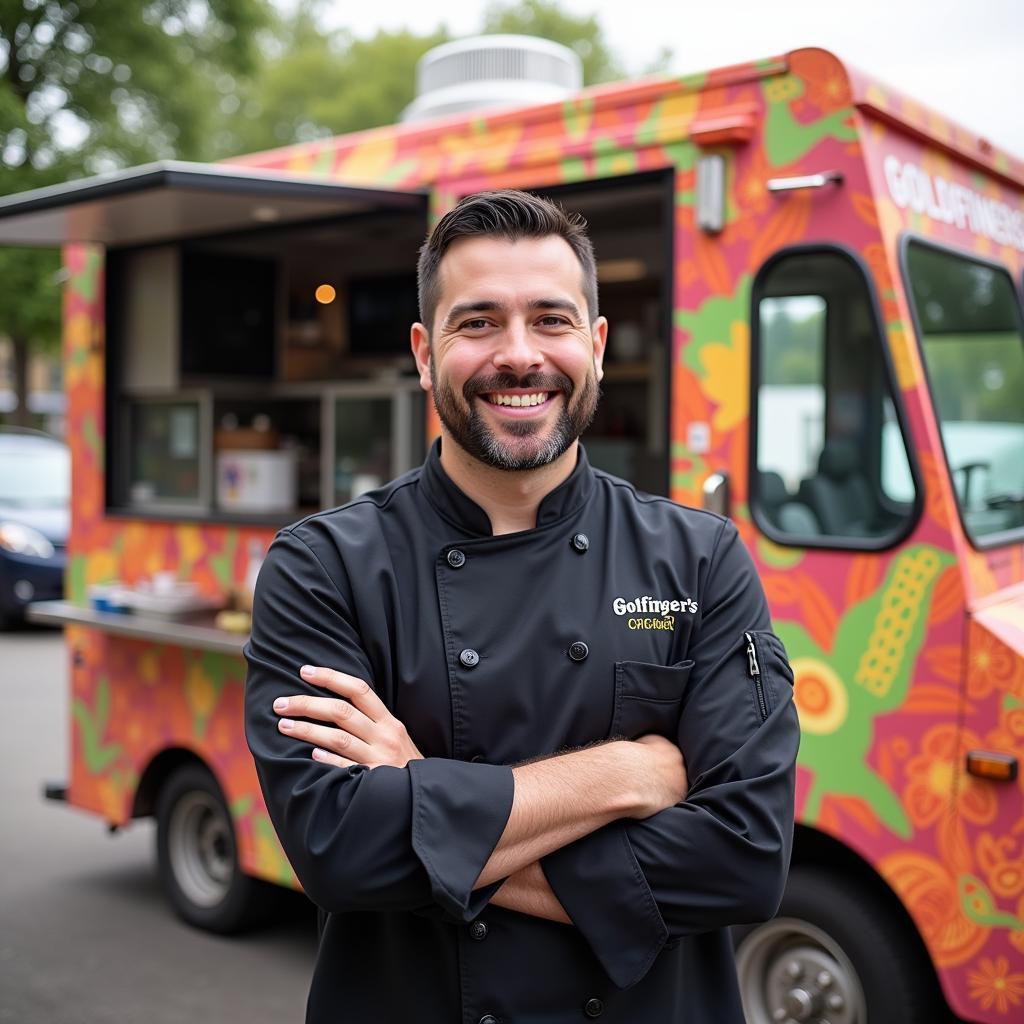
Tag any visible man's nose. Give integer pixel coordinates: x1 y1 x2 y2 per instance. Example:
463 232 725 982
491 320 544 375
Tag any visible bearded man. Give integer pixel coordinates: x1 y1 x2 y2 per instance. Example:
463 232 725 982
244 189 799 1023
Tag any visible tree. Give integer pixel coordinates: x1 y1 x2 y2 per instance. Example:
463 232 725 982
218 0 672 155
216 1 450 156
481 0 624 84
0 0 272 424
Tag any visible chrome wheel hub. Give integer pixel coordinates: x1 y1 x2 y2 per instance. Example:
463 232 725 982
736 918 865 1024
168 789 233 908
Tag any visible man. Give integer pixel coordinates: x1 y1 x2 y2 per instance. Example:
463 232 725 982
244 190 800 1023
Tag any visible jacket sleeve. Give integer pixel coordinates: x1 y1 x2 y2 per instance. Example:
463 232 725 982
541 519 800 988
244 527 514 920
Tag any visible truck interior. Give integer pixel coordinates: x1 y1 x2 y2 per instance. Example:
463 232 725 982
106 203 430 517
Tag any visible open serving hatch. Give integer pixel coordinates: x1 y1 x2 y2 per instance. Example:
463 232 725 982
0 159 426 247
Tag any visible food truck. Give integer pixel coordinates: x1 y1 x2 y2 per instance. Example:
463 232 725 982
0 43 1021 1024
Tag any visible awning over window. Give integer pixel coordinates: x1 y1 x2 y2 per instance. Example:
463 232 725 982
0 160 426 247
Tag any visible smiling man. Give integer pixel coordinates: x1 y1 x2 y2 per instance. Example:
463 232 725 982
244 190 800 1023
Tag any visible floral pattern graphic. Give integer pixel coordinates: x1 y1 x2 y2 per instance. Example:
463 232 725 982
904 725 997 830
967 958 1024 1016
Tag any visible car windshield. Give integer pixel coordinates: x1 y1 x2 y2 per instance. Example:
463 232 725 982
904 242 1024 544
0 443 70 508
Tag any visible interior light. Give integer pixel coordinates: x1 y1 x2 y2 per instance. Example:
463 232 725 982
315 283 337 305
596 258 646 284
252 205 280 222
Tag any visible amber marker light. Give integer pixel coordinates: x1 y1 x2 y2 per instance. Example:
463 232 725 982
965 750 1018 782
315 283 336 304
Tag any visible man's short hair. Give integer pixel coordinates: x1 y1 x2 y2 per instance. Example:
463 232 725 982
417 189 599 332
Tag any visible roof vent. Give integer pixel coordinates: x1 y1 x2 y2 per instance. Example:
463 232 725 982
402 34 582 123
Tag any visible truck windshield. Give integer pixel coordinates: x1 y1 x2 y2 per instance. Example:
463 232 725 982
904 241 1024 544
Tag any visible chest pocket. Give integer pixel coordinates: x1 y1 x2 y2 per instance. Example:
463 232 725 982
609 659 693 739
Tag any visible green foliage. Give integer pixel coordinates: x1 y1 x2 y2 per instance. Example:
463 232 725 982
221 0 657 155
0 0 272 178
0 0 272 401
481 0 624 84
0 247 60 351
217 1 450 154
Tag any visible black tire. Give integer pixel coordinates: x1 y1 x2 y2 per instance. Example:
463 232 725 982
733 864 944 1024
155 764 262 933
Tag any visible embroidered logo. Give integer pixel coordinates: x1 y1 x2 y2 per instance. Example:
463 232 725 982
612 595 698 631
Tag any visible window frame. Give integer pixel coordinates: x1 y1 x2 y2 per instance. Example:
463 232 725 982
898 232 1024 551
113 390 215 516
748 243 924 551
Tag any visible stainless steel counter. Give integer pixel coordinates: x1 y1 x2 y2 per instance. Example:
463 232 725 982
26 600 248 656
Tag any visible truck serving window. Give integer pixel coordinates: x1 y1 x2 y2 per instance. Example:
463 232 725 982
904 240 1024 545
751 249 917 548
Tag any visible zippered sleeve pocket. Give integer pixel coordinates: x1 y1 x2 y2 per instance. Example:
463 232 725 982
742 630 792 723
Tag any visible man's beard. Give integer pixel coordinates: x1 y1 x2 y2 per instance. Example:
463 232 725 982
430 359 600 472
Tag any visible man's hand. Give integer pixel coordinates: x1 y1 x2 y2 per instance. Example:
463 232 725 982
273 665 424 769
630 734 688 818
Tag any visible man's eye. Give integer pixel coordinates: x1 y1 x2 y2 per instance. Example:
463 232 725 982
461 319 491 330
538 316 570 328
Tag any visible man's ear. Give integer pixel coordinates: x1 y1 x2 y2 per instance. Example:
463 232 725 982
591 316 608 383
411 323 432 392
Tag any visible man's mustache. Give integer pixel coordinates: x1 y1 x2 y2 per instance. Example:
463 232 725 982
462 372 574 400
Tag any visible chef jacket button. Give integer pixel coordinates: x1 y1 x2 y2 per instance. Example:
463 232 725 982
478 1016 499 1024
571 532 590 553
460 648 480 668
469 919 488 941
583 997 604 1018
568 641 589 662
447 548 466 568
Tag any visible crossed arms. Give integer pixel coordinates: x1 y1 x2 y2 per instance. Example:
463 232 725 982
272 665 688 924
244 523 800 988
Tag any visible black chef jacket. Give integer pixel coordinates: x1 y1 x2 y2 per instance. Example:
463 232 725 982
244 441 800 1024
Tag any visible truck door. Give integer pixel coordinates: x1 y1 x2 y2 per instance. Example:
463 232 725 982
736 245 949 1024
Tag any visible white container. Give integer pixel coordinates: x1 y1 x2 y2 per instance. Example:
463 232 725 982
216 449 298 512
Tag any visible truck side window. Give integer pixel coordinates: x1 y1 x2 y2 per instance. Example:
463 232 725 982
752 249 917 547
904 241 1024 545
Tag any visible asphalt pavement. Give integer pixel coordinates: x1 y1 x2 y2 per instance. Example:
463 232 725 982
0 626 317 1024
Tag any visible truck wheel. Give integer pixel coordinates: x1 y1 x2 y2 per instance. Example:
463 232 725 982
734 865 940 1024
155 764 259 933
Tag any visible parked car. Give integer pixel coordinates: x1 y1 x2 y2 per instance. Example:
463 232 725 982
0 426 69 627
